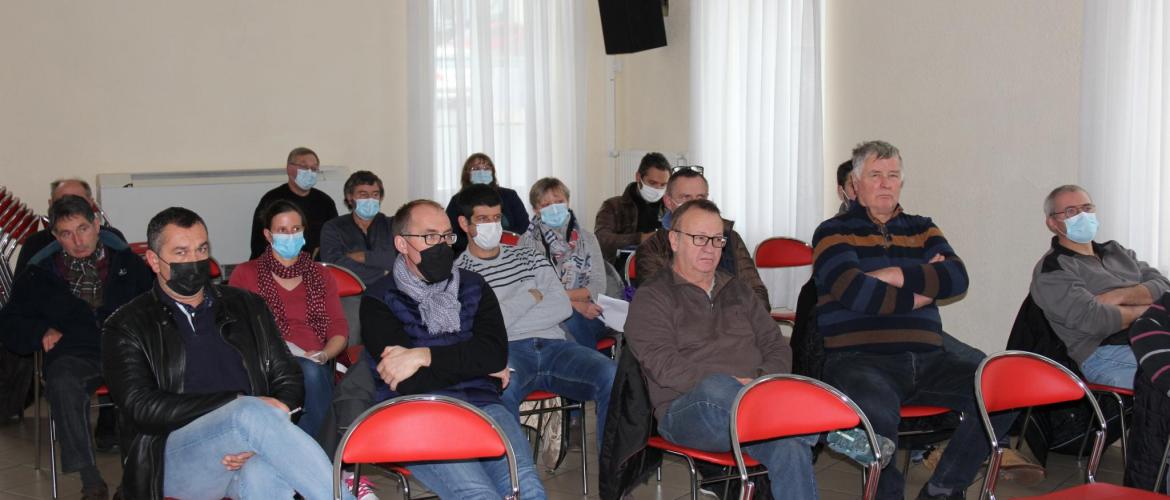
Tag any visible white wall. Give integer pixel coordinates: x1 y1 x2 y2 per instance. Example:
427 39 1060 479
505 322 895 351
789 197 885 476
824 0 1084 353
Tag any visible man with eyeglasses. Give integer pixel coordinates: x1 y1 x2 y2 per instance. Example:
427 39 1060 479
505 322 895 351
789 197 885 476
249 147 339 259
625 198 816 500
452 184 616 453
812 141 1016 500
358 198 546 498
633 165 770 310
1030 184 1170 390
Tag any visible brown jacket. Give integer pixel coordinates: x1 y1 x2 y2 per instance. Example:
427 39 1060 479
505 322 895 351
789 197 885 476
594 182 663 260
624 268 791 420
634 220 771 311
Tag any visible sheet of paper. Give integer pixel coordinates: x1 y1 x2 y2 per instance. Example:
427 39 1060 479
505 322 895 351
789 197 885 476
597 294 630 332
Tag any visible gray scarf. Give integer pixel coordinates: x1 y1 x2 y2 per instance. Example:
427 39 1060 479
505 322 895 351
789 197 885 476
392 255 462 335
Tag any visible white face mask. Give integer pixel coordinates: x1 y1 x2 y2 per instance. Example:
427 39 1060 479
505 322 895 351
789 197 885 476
639 182 666 203
473 222 503 250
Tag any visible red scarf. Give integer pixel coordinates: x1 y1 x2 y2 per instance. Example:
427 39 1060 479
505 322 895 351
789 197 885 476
256 249 329 345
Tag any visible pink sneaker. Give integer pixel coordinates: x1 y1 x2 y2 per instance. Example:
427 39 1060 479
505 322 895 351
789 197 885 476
342 471 379 500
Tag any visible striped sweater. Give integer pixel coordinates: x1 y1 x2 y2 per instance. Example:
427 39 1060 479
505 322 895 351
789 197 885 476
1130 295 1170 396
455 245 573 342
811 203 969 353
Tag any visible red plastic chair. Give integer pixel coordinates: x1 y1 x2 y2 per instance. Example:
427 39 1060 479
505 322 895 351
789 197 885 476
332 394 520 500
32 351 115 500
521 390 587 494
1082 383 1133 468
322 262 366 297
753 237 813 324
501 230 521 246
974 351 1165 500
898 405 954 482
624 253 637 286
649 374 882 500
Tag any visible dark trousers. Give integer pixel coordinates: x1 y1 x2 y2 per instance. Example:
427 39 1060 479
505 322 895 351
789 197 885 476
823 349 1016 499
43 354 103 474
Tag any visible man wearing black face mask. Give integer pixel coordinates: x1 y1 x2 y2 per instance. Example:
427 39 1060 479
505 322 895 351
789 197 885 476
101 207 346 500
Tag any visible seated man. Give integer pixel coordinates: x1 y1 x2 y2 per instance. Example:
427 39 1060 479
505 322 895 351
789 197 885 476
594 152 670 264
633 166 769 310
249 147 339 259
15 178 126 277
813 141 1015 500
102 207 349 500
454 185 616 449
360 199 545 499
835 159 857 215
0 195 152 500
320 170 398 285
1030 184 1169 389
625 199 816 500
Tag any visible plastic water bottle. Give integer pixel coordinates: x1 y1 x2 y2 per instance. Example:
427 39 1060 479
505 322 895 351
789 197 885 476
826 428 895 467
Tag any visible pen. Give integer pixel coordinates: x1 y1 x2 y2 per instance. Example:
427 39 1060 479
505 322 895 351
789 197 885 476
288 406 303 416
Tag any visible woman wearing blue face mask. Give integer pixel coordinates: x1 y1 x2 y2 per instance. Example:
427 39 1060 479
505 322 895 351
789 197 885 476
229 200 350 438
445 153 530 255
518 177 609 348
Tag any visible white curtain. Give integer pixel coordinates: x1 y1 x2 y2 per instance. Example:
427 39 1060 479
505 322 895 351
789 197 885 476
407 0 586 207
690 0 823 310
1081 0 1170 271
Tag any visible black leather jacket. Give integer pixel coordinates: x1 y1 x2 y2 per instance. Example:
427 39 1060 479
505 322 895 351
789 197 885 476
101 284 303 500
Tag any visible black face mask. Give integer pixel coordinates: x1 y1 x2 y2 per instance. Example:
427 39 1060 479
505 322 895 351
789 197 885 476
161 258 211 296
416 243 454 284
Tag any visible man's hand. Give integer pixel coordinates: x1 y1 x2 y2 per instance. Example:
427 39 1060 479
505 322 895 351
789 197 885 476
928 253 945 264
222 451 255 471
866 267 905 287
347 251 367 264
378 346 432 390
255 396 290 413
571 301 603 320
489 367 511 389
41 328 63 352
912 294 934 309
528 289 543 303
303 350 329 365
1095 285 1153 307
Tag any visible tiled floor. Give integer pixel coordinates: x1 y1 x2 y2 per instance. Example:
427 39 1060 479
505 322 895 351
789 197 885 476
0 403 1130 499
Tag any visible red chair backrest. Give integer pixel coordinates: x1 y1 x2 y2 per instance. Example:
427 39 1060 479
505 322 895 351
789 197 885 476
129 241 150 256
339 396 508 464
978 352 1088 413
501 231 521 246
208 258 222 280
733 375 862 443
754 237 813 269
625 253 637 282
322 263 365 297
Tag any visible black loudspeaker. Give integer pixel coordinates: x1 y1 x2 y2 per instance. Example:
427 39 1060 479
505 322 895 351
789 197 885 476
598 0 667 55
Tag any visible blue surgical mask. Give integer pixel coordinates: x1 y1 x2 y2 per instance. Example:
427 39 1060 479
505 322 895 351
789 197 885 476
294 169 318 191
1063 212 1099 244
540 203 570 228
470 170 494 185
354 198 380 220
271 232 306 260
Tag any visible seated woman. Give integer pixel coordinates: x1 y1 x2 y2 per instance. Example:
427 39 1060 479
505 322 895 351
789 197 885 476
445 153 530 255
229 200 349 438
1126 291 1170 492
518 177 608 348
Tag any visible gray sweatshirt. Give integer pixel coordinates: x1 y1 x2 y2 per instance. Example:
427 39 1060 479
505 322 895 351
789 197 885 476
1031 237 1170 365
456 245 572 342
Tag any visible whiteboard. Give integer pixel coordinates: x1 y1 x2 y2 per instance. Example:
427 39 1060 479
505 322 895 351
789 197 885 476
97 168 349 265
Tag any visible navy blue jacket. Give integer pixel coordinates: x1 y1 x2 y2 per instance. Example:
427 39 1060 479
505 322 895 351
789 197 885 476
360 268 508 406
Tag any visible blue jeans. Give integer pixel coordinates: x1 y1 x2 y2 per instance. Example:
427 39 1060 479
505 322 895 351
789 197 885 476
43 355 104 476
406 403 547 499
163 397 351 500
296 356 334 438
823 349 1017 499
563 310 607 349
657 374 819 500
501 337 617 451
1081 345 1137 389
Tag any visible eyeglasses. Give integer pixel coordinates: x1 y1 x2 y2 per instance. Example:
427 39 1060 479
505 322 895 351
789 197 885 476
401 232 457 246
1049 203 1095 219
671 165 705 176
672 230 728 248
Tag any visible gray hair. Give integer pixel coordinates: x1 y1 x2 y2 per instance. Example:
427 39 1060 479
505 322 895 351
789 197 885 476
528 177 571 208
50 178 92 200
1043 184 1090 216
850 141 903 180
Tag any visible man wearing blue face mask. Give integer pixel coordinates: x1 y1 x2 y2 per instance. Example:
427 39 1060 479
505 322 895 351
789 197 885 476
249 147 340 260
1031 184 1170 389
321 170 398 285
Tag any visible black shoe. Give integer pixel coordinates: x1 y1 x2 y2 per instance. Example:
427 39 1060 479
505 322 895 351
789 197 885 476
95 433 120 453
81 483 109 500
915 485 965 500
